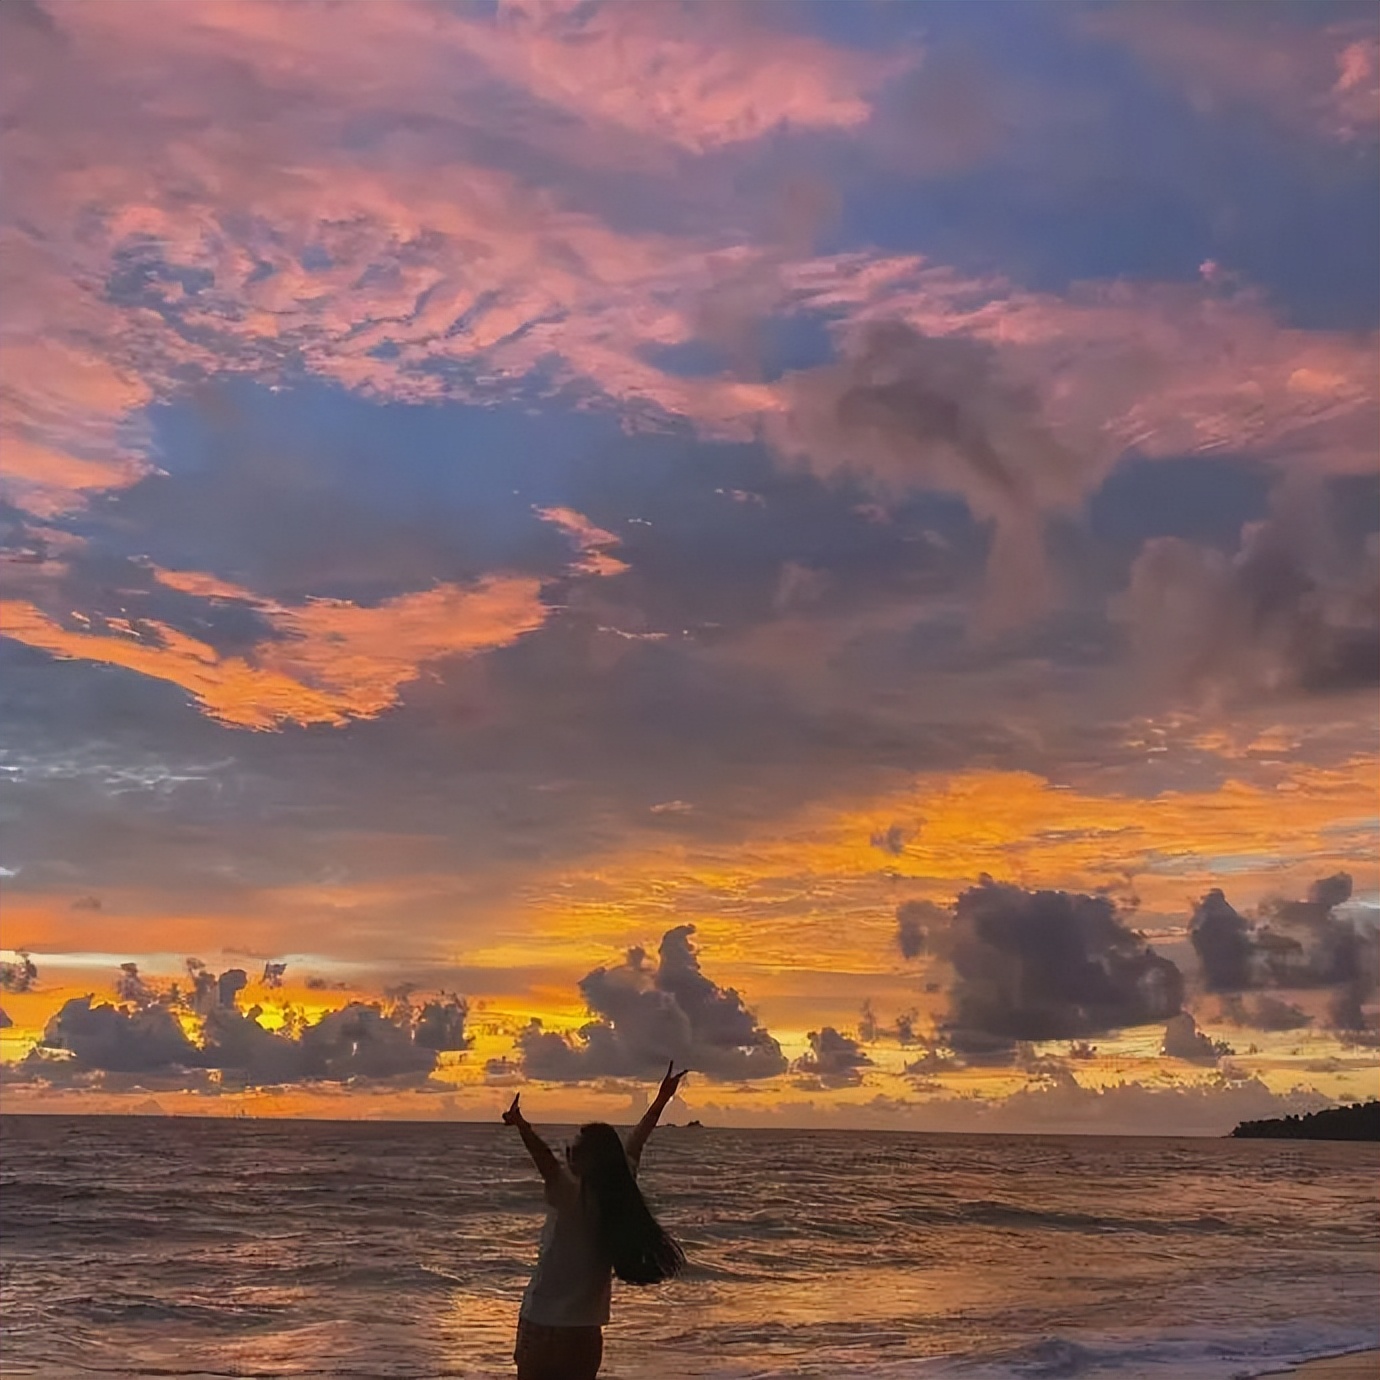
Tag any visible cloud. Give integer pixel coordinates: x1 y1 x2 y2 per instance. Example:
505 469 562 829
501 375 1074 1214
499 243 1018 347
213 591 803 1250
290 1003 438 1082
459 0 903 154
535 506 629 578
4 0 1372 550
932 1072 1334 1138
793 1025 872 1087
870 823 911 856
931 879 1184 1054
1161 1012 1233 1064
1083 5 1380 145
1 572 549 729
411 996 473 1053
1189 889 1255 992
38 995 200 1074
774 255 1379 482
24 958 469 1086
1188 873 1378 1031
1 952 38 992
1219 993 1314 1032
115 961 156 1006
0 1007 12 1029
769 321 1082 515
1124 485 1380 703
765 322 1079 626
896 899 940 960
515 924 786 1081
1248 994 1314 1032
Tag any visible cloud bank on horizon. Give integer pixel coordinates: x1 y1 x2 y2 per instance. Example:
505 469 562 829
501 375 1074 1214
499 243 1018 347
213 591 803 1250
0 0 1376 1132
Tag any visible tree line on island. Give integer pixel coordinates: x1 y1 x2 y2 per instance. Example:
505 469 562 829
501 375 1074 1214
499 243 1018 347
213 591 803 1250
1229 1100 1379 1141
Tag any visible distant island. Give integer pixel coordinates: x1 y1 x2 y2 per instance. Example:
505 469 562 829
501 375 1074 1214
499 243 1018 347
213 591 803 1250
1230 1101 1380 1141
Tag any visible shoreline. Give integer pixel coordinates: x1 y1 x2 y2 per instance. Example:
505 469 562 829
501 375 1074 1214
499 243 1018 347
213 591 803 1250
1283 1351 1379 1378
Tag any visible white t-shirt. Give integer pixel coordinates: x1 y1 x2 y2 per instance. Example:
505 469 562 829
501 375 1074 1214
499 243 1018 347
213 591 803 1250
519 1148 641 1328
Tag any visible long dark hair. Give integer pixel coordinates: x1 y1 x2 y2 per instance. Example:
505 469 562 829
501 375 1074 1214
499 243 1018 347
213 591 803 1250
571 1122 685 1286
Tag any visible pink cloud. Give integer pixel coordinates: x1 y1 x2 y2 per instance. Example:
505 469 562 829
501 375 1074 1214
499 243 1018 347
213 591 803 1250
768 255 1379 488
3 0 1373 583
470 0 904 152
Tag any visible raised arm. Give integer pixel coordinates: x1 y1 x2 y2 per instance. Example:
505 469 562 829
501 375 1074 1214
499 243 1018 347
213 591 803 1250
501 1093 561 1185
625 1061 689 1169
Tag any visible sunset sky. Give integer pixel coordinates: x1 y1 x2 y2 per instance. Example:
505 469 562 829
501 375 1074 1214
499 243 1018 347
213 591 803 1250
1 0 1377 1133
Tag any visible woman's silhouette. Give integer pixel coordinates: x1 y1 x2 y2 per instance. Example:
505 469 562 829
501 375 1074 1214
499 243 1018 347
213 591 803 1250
503 1062 688 1380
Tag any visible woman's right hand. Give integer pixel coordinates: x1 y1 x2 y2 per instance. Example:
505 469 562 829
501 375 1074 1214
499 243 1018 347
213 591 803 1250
502 1093 524 1126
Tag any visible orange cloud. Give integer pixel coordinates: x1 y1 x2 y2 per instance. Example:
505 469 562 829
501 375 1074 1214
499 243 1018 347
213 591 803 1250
534 505 629 576
0 573 548 729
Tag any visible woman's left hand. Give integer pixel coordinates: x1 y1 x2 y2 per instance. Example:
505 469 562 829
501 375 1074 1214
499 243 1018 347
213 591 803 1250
502 1093 525 1126
656 1061 690 1103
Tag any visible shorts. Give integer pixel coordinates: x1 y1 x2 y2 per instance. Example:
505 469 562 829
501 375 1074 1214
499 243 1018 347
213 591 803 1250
513 1316 604 1380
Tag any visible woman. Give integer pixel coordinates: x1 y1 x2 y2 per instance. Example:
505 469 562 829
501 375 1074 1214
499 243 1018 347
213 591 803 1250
502 1062 688 1380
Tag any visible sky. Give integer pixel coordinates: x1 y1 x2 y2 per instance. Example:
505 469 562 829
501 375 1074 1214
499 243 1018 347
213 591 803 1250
0 0 1377 1135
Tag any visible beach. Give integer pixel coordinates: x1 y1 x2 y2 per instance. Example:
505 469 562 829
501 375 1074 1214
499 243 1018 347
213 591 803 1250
1290 1355 1379 1379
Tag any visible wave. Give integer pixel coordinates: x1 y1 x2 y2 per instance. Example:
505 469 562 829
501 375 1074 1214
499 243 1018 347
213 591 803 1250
62 1293 290 1329
687 1324 1380 1380
953 1200 1238 1236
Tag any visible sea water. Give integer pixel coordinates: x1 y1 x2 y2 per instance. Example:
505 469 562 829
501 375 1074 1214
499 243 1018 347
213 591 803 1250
1 1116 1375 1379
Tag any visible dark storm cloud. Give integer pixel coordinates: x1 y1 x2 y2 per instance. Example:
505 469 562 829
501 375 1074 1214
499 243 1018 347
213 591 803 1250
793 1026 872 1087
1125 483 1380 702
0 952 38 992
0 1007 14 1028
932 880 1184 1053
516 926 786 1082
1188 874 1377 1031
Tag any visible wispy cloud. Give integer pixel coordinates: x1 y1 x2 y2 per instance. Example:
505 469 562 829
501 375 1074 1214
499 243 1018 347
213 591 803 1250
3 572 548 729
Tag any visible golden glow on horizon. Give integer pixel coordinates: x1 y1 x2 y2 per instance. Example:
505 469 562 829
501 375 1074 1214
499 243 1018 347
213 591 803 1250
507 757 1379 973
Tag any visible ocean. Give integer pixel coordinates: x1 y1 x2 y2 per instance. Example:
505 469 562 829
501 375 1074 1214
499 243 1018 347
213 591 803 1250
0 1116 1375 1380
